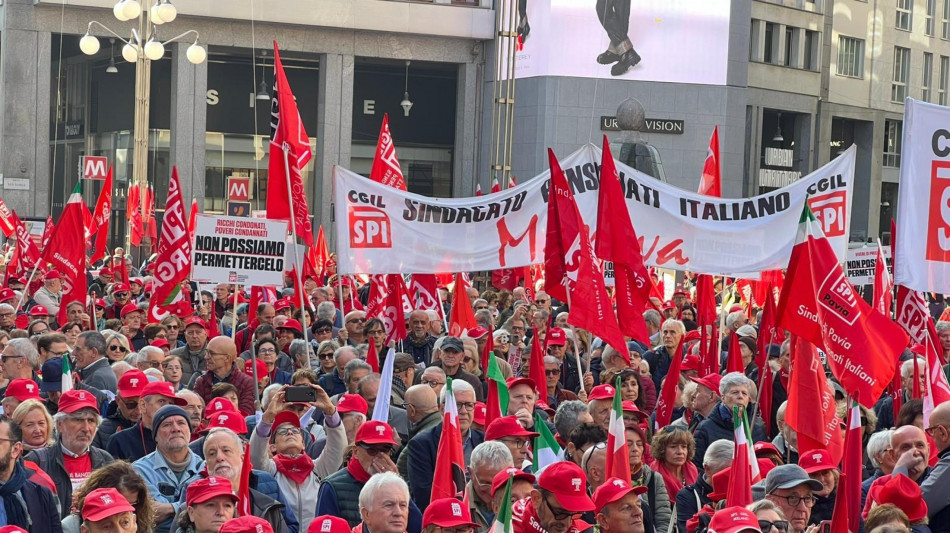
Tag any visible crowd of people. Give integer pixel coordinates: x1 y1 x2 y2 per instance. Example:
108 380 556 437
0 258 944 533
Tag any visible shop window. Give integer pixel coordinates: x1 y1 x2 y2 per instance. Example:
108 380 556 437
892 47 910 102
924 52 934 102
897 0 913 31
883 120 902 168
836 36 864 78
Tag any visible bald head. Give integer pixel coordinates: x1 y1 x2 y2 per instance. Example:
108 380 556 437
404 384 438 423
891 424 929 481
206 336 238 377
929 402 950 451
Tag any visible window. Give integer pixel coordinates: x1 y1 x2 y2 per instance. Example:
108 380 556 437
941 55 949 105
764 22 775 63
884 120 903 168
924 53 935 102
944 0 950 38
892 47 911 102
784 27 794 67
929 0 937 35
837 36 864 78
897 0 913 30
803 30 818 71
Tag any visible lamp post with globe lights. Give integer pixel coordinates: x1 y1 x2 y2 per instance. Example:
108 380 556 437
78 0 205 252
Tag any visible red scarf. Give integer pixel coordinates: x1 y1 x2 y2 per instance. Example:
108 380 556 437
650 459 699 501
347 455 371 483
272 453 314 485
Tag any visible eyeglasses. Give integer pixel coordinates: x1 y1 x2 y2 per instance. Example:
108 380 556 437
110 345 128 353
258 348 277 355
422 379 445 388
146 361 164 368
759 520 790 533
925 423 948 436
275 427 302 437
318 352 334 360
358 443 394 456
545 369 561 376
48 350 69 358
0 354 23 362
462 356 474 363
115 292 129 298
771 494 816 508
536 299 548 304
347 318 365 324
0 313 13 318
314 327 332 334
543 496 581 521
500 438 529 449
121 400 139 411
456 401 476 411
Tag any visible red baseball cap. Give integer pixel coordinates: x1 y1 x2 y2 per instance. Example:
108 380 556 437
485 415 539 441
183 316 207 329
202 410 248 434
0 526 28 533
707 468 732 501
621 401 640 414
278 319 303 334
28 305 49 317
354 420 397 446
707 506 762 533
673 289 689 297
120 303 144 318
94 298 108 309
152 338 170 349
689 374 722 395
468 326 489 339
4 379 40 402
662 300 676 311
244 359 268 381
491 467 536 497
473 401 487 426
588 383 616 401
186 476 237 506
681 354 702 372
537 461 595 512
753 442 780 457
117 370 148 398
547 328 567 346
505 376 536 392
99 266 113 275
592 477 648 513
58 389 99 414
140 381 188 406
683 330 701 344
43 271 62 281
307 516 350 533
0 288 15 303
220 516 274 533
798 449 836 474
130 278 143 286
205 398 239 417
82 488 136 522
337 394 368 415
274 299 292 311
867 474 927 522
272 410 301 430
112 283 131 293
423 498 479 529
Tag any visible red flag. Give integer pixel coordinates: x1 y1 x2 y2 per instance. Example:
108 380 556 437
522 265 535 302
913 356 922 399
147 168 193 323
654 337 685 430
41 182 87 325
528 331 546 397
695 274 719 377
777 205 907 408
113 254 130 285
266 41 314 246
11 212 41 272
888 360 903 422
475 184 483 197
431 380 466 502
90 169 113 264
544 148 629 358
606 378 631 481
595 136 652 346
785 334 843 464
828 472 850 533
492 269 521 291
40 216 54 250
128 184 144 247
207 314 220 339
759 365 775 436
491 178 501 193
188 199 199 245
509 176 517 188
726 332 744 374
369 113 407 191
698 126 722 197
874 242 894 316
381 274 410 345
923 321 950 426
756 288 784 372
0 196 16 237
448 273 477 336
365 275 387 319
703 323 719 379
366 337 380 373
409 274 443 316
305 225 331 283
840 398 863 533
3 245 19 288
237 442 252 516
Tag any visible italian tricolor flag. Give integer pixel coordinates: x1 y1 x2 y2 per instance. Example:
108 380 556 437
491 472 514 533
725 405 758 507
605 377 631 480
532 413 561 473
61 353 73 393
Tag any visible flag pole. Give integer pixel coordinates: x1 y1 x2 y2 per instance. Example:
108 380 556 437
751 325 776 425
15 262 42 311
283 147 311 347
250 332 262 414
231 283 239 340
564 292 586 387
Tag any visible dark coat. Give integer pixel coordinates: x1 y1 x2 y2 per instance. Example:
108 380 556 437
315 468 423 532
106 421 154 462
675 475 713 533
692 403 767 470
318 371 346 397
407 423 485 509
644 346 674 390
94 400 135 449
24 441 114 518
2 462 63 533
77 357 117 393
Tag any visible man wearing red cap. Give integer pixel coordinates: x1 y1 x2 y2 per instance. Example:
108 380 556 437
171 317 210 387
486 416 539 468
512 461 595 533
87 266 112 299
108 381 188 461
32 271 63 319
108 283 132 320
193 336 256 416
0 416 61 533
121 304 148 350
546 328 581 394
250 384 344 529
593 477 647 533
1 378 39 415
181 476 238 533
491 468 536 516
24 389 115 517
705 506 762 533
80 488 137 533
423 497 480 533
93 369 147 449
686 374 721 433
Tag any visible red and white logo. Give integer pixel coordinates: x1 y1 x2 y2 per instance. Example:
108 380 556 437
808 191 848 237
321 521 332 533
82 156 109 180
451 502 462 516
817 269 861 326
571 478 582 491
218 414 229 425
376 425 386 435
130 378 139 387
927 160 950 262
349 206 391 249
100 494 114 505
25 384 34 393
227 178 251 202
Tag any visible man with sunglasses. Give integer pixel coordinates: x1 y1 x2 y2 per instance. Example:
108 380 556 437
763 465 823 533
512 461 595 533
340 311 367 347
108 283 132 319
94 369 147 449
108 381 189 461
318 420 423 529
922 401 950 533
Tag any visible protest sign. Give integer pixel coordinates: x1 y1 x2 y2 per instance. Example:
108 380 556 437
846 246 892 286
192 214 288 286
334 144 856 276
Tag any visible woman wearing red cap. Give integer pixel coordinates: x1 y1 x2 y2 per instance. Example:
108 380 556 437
62 462 154 533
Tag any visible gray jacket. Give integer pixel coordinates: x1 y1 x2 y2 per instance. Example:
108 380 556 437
77 357 118 393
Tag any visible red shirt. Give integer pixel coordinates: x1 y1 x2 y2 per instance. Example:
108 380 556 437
62 452 92 493
512 497 585 533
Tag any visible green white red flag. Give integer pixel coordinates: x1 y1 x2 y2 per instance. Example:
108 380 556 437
532 412 561 473
431 378 466 501
491 473 514 533
41 182 88 325
605 377 631 481
485 355 508 429
725 405 755 507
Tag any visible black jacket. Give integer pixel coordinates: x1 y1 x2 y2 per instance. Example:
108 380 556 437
644 346 674 390
2 462 63 533
94 400 135 449
107 421 154 462
692 403 767 470
315 468 423 531
675 475 713 533
407 422 485 509
24 441 114 518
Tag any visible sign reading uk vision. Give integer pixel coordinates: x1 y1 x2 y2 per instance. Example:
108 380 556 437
600 116 685 134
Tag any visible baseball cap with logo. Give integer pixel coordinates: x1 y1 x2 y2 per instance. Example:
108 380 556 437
473 401 487 426
355 420 397 446
485 416 539 441
336 394 368 415
491 467 536 497
152 338 171 349
118 370 148 399
588 384 616 402
183 316 207 330
0 526 28 533
547 328 567 346
0 288 15 303
205 398 239 417
201 410 248 434
689 374 723 395
219 516 275 533
272 410 301 430
505 376 536 392
186 476 237 506
244 359 268 381
537 461 595 512
58 389 99 414
592 477 648 513
274 299 292 312
706 506 762 533
798 449 836 474
4 379 40 402
81 488 135 522
307 516 350 533
140 381 188 406
28 305 49 317
120 303 144 318
423 498 480 529
278 319 303 335
112 283 131 294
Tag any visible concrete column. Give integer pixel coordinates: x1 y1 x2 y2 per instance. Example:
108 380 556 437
453 61 478 198
170 41 208 208
0 1 52 216
316 53 354 249
775 24 787 66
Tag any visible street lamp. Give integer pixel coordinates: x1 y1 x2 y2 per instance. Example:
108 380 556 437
79 0 205 253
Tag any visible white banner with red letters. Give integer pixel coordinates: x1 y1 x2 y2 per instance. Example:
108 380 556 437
895 98 950 293
333 144 856 275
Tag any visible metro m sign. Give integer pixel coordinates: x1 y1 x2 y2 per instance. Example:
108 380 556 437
227 177 251 202
81 156 109 180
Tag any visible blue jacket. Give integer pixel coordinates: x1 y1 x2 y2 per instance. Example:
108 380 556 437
107 421 155 462
318 371 346 397
692 403 767 471
132 450 204 533
407 423 485 509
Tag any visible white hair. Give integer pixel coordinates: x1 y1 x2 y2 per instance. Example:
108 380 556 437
203 427 244 456
703 439 736 474
440 379 475 405
260 383 284 409
901 357 927 379
719 371 751 396
867 429 894 469
359 472 409 511
470 441 513 470
660 319 685 335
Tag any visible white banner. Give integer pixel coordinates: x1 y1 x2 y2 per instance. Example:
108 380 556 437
895 98 950 292
846 246 892 286
334 144 856 275
192 214 289 286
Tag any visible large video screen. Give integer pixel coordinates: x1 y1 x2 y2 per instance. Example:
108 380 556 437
513 0 732 85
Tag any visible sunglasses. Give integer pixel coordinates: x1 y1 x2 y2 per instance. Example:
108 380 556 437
314 327 332 334
318 352 334 360
758 520 789 533
347 318 365 324
115 292 129 298
358 443 394 456
545 369 561 376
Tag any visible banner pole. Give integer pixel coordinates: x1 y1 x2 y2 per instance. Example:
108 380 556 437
283 147 311 348
231 283 239 340
15 262 41 311
750 325 776 426
564 292 586 387
250 332 261 414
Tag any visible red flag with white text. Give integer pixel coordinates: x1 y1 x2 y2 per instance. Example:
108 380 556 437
369 113 407 191
874 242 894 316
41 182 87 325
12 212 41 272
147 168 193 323
654 338 685 430
41 216 54 250
785 334 843 464
0 197 16 238
381 274 410 345
90 169 113 264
